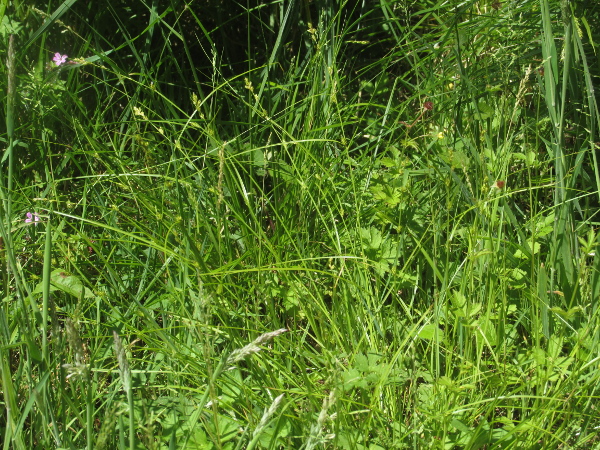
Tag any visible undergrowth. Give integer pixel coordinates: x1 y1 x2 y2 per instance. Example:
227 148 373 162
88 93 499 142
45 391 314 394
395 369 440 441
1 0 599 449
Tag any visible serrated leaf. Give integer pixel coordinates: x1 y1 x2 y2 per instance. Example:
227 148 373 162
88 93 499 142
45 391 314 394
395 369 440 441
360 227 382 250
379 157 396 168
355 353 369 372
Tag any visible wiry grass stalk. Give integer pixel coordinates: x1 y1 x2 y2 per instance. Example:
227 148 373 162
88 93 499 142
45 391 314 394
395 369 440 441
113 331 134 450
0 33 26 450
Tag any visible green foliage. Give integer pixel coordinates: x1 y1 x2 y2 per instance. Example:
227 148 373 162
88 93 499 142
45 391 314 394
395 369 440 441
1 0 599 448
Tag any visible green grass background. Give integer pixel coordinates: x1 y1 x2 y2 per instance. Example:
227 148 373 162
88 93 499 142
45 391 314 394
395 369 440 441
1 0 600 448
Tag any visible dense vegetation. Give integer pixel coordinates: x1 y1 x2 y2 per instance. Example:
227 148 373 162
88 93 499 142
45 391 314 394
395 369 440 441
1 0 599 448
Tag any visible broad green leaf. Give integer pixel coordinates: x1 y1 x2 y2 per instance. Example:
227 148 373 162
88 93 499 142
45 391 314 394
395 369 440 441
418 324 444 341
33 268 94 299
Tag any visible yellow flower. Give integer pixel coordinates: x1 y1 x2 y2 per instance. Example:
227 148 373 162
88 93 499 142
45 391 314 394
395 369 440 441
133 106 148 120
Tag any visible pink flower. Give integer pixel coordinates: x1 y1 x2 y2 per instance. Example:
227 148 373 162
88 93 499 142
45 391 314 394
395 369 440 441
53 53 68 66
25 212 40 224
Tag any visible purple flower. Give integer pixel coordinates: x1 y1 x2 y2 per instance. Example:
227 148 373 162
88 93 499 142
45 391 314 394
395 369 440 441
53 53 68 66
25 212 40 224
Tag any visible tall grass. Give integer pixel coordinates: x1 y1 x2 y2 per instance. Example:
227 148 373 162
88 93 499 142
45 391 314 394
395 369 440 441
1 0 599 448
